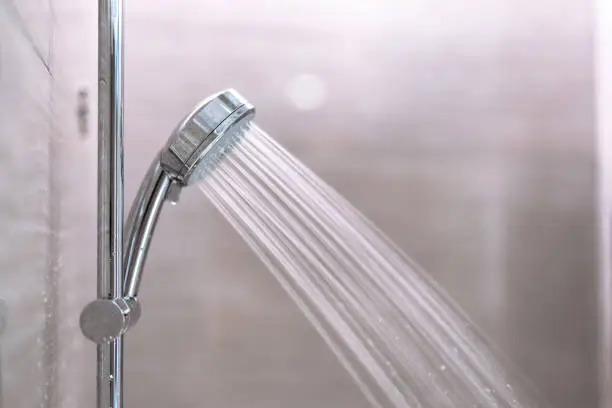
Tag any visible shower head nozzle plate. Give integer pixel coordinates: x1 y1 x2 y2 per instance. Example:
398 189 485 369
160 88 255 185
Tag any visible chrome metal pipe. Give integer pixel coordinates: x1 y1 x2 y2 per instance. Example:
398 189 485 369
97 0 124 407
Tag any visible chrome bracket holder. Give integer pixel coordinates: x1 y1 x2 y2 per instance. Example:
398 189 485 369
79 297 141 344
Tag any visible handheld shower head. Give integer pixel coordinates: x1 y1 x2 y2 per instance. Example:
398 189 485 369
123 89 255 299
160 89 254 186
80 89 256 343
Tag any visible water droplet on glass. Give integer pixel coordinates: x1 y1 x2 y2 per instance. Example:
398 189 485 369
440 365 447 371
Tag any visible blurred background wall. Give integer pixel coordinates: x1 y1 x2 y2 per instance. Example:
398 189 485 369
0 1 58 407
0 0 605 407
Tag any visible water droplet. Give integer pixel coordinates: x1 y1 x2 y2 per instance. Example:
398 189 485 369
440 365 447 371
506 383 513 390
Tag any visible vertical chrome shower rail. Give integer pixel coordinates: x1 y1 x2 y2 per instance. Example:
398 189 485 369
98 0 125 407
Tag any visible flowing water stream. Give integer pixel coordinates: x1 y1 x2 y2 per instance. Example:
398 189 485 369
198 123 545 408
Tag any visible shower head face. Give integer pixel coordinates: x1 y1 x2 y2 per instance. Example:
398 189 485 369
160 89 255 186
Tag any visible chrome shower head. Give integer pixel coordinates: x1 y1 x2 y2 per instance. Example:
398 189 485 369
124 89 256 300
81 89 256 344
160 89 255 186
